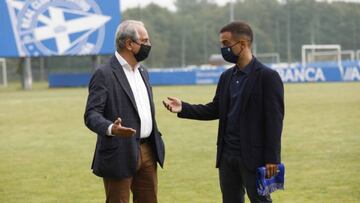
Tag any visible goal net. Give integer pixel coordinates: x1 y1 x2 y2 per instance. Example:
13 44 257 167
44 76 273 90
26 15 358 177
307 50 355 62
256 52 280 64
302 44 343 74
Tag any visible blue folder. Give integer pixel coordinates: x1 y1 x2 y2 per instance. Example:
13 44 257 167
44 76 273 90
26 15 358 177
256 163 285 196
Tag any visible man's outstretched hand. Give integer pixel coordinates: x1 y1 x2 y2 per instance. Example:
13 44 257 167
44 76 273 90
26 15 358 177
163 97 182 113
111 118 136 137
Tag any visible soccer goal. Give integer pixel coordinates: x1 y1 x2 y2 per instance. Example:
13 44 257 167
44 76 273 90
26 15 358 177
307 50 355 62
0 58 7 87
302 44 343 74
256 52 281 64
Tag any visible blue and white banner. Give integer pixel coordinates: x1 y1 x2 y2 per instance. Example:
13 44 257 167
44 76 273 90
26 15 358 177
47 61 360 87
270 61 360 83
0 0 121 57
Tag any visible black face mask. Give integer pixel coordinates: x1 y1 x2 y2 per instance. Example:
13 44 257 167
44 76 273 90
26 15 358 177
132 41 151 62
220 40 242 64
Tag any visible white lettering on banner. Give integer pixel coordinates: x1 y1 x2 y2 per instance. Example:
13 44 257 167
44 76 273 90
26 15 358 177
196 72 222 77
343 67 360 81
275 67 326 82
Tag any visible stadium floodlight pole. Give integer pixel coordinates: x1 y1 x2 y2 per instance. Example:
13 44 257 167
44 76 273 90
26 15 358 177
203 23 208 64
356 50 360 61
0 58 7 87
230 0 234 22
3 60 7 87
39 57 45 81
253 40 257 56
275 20 280 58
181 26 186 68
23 57 33 90
286 0 292 66
91 55 101 70
138 3 143 21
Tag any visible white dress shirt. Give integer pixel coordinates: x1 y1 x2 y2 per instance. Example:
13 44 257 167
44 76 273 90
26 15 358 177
107 52 153 138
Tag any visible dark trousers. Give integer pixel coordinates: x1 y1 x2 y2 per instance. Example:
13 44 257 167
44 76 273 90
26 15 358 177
219 150 272 203
103 142 158 203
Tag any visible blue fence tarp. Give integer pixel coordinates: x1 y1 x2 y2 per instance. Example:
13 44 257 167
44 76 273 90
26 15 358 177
48 61 360 87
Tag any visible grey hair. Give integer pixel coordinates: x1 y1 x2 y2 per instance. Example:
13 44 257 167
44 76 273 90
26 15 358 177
115 20 144 51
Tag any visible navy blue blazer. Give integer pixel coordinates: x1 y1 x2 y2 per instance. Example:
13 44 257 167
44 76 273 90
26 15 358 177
178 58 284 171
84 55 165 180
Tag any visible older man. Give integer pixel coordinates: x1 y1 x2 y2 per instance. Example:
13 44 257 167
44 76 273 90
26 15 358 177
84 20 165 203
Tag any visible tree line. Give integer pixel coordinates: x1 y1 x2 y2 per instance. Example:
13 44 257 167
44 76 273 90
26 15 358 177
122 0 360 68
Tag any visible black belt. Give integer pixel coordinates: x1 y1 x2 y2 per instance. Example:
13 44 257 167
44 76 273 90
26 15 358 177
140 137 150 145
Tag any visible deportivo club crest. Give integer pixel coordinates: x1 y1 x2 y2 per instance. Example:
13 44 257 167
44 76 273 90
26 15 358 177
6 0 111 56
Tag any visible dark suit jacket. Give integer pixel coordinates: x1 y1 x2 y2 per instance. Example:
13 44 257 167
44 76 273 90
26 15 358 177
84 55 165 180
178 58 284 171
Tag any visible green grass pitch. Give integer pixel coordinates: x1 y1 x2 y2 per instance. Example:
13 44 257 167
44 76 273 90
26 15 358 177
0 82 359 203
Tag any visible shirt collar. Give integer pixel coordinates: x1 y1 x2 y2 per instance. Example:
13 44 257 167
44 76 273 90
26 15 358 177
233 56 254 75
115 51 141 71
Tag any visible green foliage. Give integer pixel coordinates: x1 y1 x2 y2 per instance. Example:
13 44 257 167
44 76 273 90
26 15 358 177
123 0 360 67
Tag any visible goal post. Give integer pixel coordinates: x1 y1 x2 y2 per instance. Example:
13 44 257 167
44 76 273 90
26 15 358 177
302 44 343 75
256 52 280 64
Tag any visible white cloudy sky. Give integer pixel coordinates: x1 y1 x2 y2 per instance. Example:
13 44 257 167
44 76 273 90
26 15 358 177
120 0 360 11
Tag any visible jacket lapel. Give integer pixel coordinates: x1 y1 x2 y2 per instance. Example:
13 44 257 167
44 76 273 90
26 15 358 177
221 67 233 117
139 66 155 116
110 55 139 114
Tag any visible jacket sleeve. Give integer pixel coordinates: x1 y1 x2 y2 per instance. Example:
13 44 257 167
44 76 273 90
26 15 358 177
263 70 284 164
84 68 112 136
177 77 221 121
